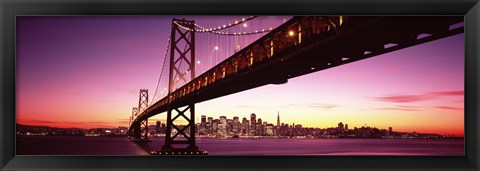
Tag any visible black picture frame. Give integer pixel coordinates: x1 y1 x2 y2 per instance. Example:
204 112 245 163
1 0 479 170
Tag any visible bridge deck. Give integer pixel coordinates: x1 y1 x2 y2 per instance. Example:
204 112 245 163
130 16 463 130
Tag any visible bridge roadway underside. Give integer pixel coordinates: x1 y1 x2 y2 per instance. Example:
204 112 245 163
133 16 463 125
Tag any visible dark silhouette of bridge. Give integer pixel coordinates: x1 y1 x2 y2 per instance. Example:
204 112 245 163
127 16 463 155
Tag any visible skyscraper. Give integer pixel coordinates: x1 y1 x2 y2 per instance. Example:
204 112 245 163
338 122 344 131
212 119 219 132
233 116 240 134
220 116 227 126
207 117 213 124
250 113 256 135
206 117 213 134
201 115 206 124
250 113 256 126
257 118 263 136
242 117 249 134
256 122 263 135
277 111 280 127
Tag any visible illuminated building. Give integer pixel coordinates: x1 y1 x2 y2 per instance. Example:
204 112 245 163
220 116 227 126
266 124 275 136
233 116 240 134
242 117 249 135
277 111 280 127
250 113 256 135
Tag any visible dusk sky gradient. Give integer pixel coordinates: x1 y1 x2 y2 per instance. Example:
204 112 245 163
16 16 464 136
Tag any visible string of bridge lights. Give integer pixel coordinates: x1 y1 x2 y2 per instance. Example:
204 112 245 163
209 28 274 36
193 16 256 32
150 33 171 106
173 16 274 36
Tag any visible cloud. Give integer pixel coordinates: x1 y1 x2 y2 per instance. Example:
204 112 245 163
376 107 419 111
285 103 340 109
375 105 420 111
372 91 464 103
374 104 464 111
116 118 130 124
306 103 339 109
428 91 464 96
373 94 435 103
436 106 463 110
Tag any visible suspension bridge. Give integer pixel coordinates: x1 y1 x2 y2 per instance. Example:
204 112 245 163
126 16 464 155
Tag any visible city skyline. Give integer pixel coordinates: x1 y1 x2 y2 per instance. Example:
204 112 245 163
17 111 457 139
16 16 464 137
17 110 462 137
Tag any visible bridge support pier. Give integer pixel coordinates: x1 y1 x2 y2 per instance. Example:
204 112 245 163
133 122 141 140
130 121 151 142
160 103 202 154
142 119 150 141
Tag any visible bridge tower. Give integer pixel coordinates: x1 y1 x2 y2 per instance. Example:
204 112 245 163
132 107 138 120
161 18 198 152
138 89 149 140
131 107 141 139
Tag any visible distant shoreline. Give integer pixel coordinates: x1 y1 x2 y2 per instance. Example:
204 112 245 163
16 123 464 139
16 134 465 139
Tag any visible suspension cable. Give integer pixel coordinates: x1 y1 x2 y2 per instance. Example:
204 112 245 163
173 16 276 36
194 16 256 32
150 33 171 106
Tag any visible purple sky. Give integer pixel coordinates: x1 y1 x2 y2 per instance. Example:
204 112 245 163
16 16 464 136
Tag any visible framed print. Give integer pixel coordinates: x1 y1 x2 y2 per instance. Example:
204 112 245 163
1 0 479 170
